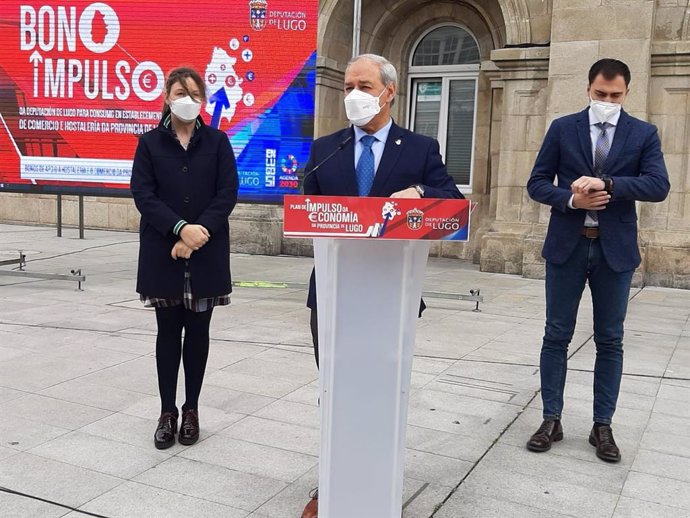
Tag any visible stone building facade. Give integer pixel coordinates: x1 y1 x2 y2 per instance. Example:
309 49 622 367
2 0 689 288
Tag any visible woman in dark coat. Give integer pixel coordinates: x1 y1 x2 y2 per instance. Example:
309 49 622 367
130 67 238 449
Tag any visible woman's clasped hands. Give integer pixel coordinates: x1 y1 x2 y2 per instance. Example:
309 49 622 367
171 224 210 260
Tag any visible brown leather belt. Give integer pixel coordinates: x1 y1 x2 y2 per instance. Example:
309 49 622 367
581 227 600 239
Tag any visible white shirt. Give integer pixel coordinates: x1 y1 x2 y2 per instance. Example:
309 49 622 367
588 107 619 162
353 118 393 173
568 108 621 226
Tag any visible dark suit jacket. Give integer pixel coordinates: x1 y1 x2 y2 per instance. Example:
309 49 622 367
131 116 239 298
527 108 670 272
304 121 463 309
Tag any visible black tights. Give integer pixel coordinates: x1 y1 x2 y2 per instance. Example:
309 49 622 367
154 305 213 414
310 309 319 369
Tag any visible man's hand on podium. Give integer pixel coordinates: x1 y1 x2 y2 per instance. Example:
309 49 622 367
390 187 421 199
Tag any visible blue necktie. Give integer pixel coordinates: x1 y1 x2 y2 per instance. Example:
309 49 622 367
589 122 611 223
356 135 377 196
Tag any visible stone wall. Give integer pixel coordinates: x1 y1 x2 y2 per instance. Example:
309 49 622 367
0 193 140 230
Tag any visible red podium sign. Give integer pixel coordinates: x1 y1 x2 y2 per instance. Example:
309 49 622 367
283 195 470 240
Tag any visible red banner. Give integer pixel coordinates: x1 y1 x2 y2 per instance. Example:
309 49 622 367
283 195 471 241
0 1 317 199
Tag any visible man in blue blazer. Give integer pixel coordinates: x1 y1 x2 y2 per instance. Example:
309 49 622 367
300 53 461 518
526 59 670 463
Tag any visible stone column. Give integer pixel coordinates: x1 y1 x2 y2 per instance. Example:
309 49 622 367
646 42 690 288
313 57 346 138
545 0 653 120
479 47 550 275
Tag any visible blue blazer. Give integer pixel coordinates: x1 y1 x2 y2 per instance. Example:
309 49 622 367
303 121 463 309
527 108 670 272
131 116 239 298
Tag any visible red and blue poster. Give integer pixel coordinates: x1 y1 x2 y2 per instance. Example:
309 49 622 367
0 1 317 202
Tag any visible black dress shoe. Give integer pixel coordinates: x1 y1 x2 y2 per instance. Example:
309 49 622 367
526 419 563 452
179 409 199 445
589 424 621 462
154 412 177 450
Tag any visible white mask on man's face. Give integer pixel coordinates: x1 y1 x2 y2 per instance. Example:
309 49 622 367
169 96 202 122
589 95 621 123
344 88 387 127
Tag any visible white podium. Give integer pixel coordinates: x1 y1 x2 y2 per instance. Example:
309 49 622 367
283 194 470 518
313 238 431 518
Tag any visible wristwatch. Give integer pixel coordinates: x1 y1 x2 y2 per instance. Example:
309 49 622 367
602 176 613 194
412 184 425 197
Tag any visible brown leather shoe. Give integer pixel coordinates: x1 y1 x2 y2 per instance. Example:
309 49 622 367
589 424 621 462
526 419 563 452
179 409 199 445
154 412 177 450
301 488 318 518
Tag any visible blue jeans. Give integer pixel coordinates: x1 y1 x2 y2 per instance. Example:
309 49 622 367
540 236 633 425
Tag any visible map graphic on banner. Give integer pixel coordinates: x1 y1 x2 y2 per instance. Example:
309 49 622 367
0 0 317 202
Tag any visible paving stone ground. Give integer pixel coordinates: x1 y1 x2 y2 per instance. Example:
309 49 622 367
0 223 688 518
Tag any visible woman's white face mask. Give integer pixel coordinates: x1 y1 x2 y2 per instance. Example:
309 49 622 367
344 88 387 127
589 95 621 123
169 96 202 122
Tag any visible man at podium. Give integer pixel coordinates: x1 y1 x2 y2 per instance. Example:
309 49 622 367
300 53 462 518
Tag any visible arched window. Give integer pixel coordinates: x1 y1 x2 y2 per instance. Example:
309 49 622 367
408 25 480 191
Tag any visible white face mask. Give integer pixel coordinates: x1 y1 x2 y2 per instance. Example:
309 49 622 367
344 88 387 127
169 96 202 122
589 95 621 123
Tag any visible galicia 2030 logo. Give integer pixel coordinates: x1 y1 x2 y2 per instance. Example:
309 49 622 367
281 154 298 174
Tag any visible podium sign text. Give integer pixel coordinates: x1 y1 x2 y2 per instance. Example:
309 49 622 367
283 195 470 240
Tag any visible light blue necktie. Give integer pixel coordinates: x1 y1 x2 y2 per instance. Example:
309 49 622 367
589 122 611 223
356 135 377 196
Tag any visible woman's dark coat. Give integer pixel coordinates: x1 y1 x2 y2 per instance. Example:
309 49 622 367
131 116 238 298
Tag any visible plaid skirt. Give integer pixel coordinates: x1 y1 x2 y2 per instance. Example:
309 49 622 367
141 265 229 313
